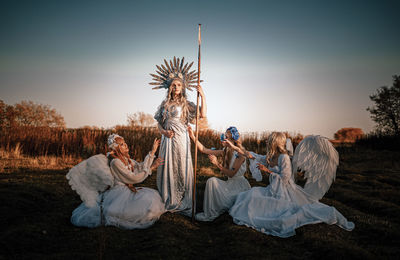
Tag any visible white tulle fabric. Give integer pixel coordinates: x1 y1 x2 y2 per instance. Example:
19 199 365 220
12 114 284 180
195 151 251 221
66 154 114 208
229 153 354 237
70 154 165 229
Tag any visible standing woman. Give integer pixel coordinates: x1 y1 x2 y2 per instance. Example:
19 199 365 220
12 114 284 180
150 57 207 215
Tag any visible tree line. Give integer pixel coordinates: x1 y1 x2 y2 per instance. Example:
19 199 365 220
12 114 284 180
1 74 398 136
0 100 65 128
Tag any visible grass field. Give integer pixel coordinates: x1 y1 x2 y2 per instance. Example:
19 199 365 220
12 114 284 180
1 146 399 259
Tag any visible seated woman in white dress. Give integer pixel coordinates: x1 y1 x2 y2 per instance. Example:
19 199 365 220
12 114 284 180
228 132 355 238
68 134 165 229
188 126 251 221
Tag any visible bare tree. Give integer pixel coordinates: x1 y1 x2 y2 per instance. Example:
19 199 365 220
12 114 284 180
127 112 156 127
0 100 5 127
1 100 65 128
367 75 400 135
0 100 18 128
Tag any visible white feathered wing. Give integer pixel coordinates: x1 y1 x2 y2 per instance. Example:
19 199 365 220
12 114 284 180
292 135 339 200
66 154 114 207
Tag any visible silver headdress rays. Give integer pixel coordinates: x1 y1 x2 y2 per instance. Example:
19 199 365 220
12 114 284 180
149 56 199 91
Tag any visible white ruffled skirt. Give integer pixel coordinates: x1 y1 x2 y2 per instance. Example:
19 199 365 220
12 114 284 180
71 185 165 229
229 185 355 238
195 176 251 221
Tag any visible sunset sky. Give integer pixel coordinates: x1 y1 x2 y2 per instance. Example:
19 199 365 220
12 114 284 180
1 0 399 138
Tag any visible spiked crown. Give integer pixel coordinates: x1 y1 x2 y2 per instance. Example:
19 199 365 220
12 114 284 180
149 56 199 91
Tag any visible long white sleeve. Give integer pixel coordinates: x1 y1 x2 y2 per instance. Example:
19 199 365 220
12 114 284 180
249 152 266 181
279 154 292 183
133 153 155 177
269 154 292 184
110 154 154 185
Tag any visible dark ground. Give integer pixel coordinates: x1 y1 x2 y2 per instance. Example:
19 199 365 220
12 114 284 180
1 147 400 259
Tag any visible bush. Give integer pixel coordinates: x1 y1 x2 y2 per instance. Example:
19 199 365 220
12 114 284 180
334 128 364 143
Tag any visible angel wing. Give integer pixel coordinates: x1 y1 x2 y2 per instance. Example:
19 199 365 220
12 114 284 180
66 154 114 207
292 135 339 200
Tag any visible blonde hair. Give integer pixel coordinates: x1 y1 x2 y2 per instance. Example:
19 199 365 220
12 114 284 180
107 136 134 169
265 132 287 165
162 78 191 124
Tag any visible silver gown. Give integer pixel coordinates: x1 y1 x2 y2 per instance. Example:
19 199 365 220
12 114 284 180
155 103 195 215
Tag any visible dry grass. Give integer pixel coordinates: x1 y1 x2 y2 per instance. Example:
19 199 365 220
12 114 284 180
0 126 305 161
0 148 81 173
1 126 400 259
0 145 399 259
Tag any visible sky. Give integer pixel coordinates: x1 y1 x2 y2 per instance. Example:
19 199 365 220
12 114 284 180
1 0 399 138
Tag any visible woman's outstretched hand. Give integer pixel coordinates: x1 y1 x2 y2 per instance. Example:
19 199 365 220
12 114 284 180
222 139 235 149
208 154 219 166
151 138 161 155
151 158 164 171
257 163 272 174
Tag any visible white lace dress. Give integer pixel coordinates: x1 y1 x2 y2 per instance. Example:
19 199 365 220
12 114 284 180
196 151 251 221
229 153 354 237
70 154 165 229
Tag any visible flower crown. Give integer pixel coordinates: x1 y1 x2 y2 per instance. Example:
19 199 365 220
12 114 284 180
149 56 199 91
221 126 240 141
107 134 123 150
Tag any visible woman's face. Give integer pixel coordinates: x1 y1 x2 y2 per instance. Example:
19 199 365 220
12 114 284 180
225 130 233 141
221 130 233 147
171 79 183 96
116 138 129 155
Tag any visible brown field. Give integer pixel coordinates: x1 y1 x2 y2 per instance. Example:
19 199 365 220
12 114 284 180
0 127 400 259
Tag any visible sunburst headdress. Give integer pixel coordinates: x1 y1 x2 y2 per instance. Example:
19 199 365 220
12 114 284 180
149 56 199 91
